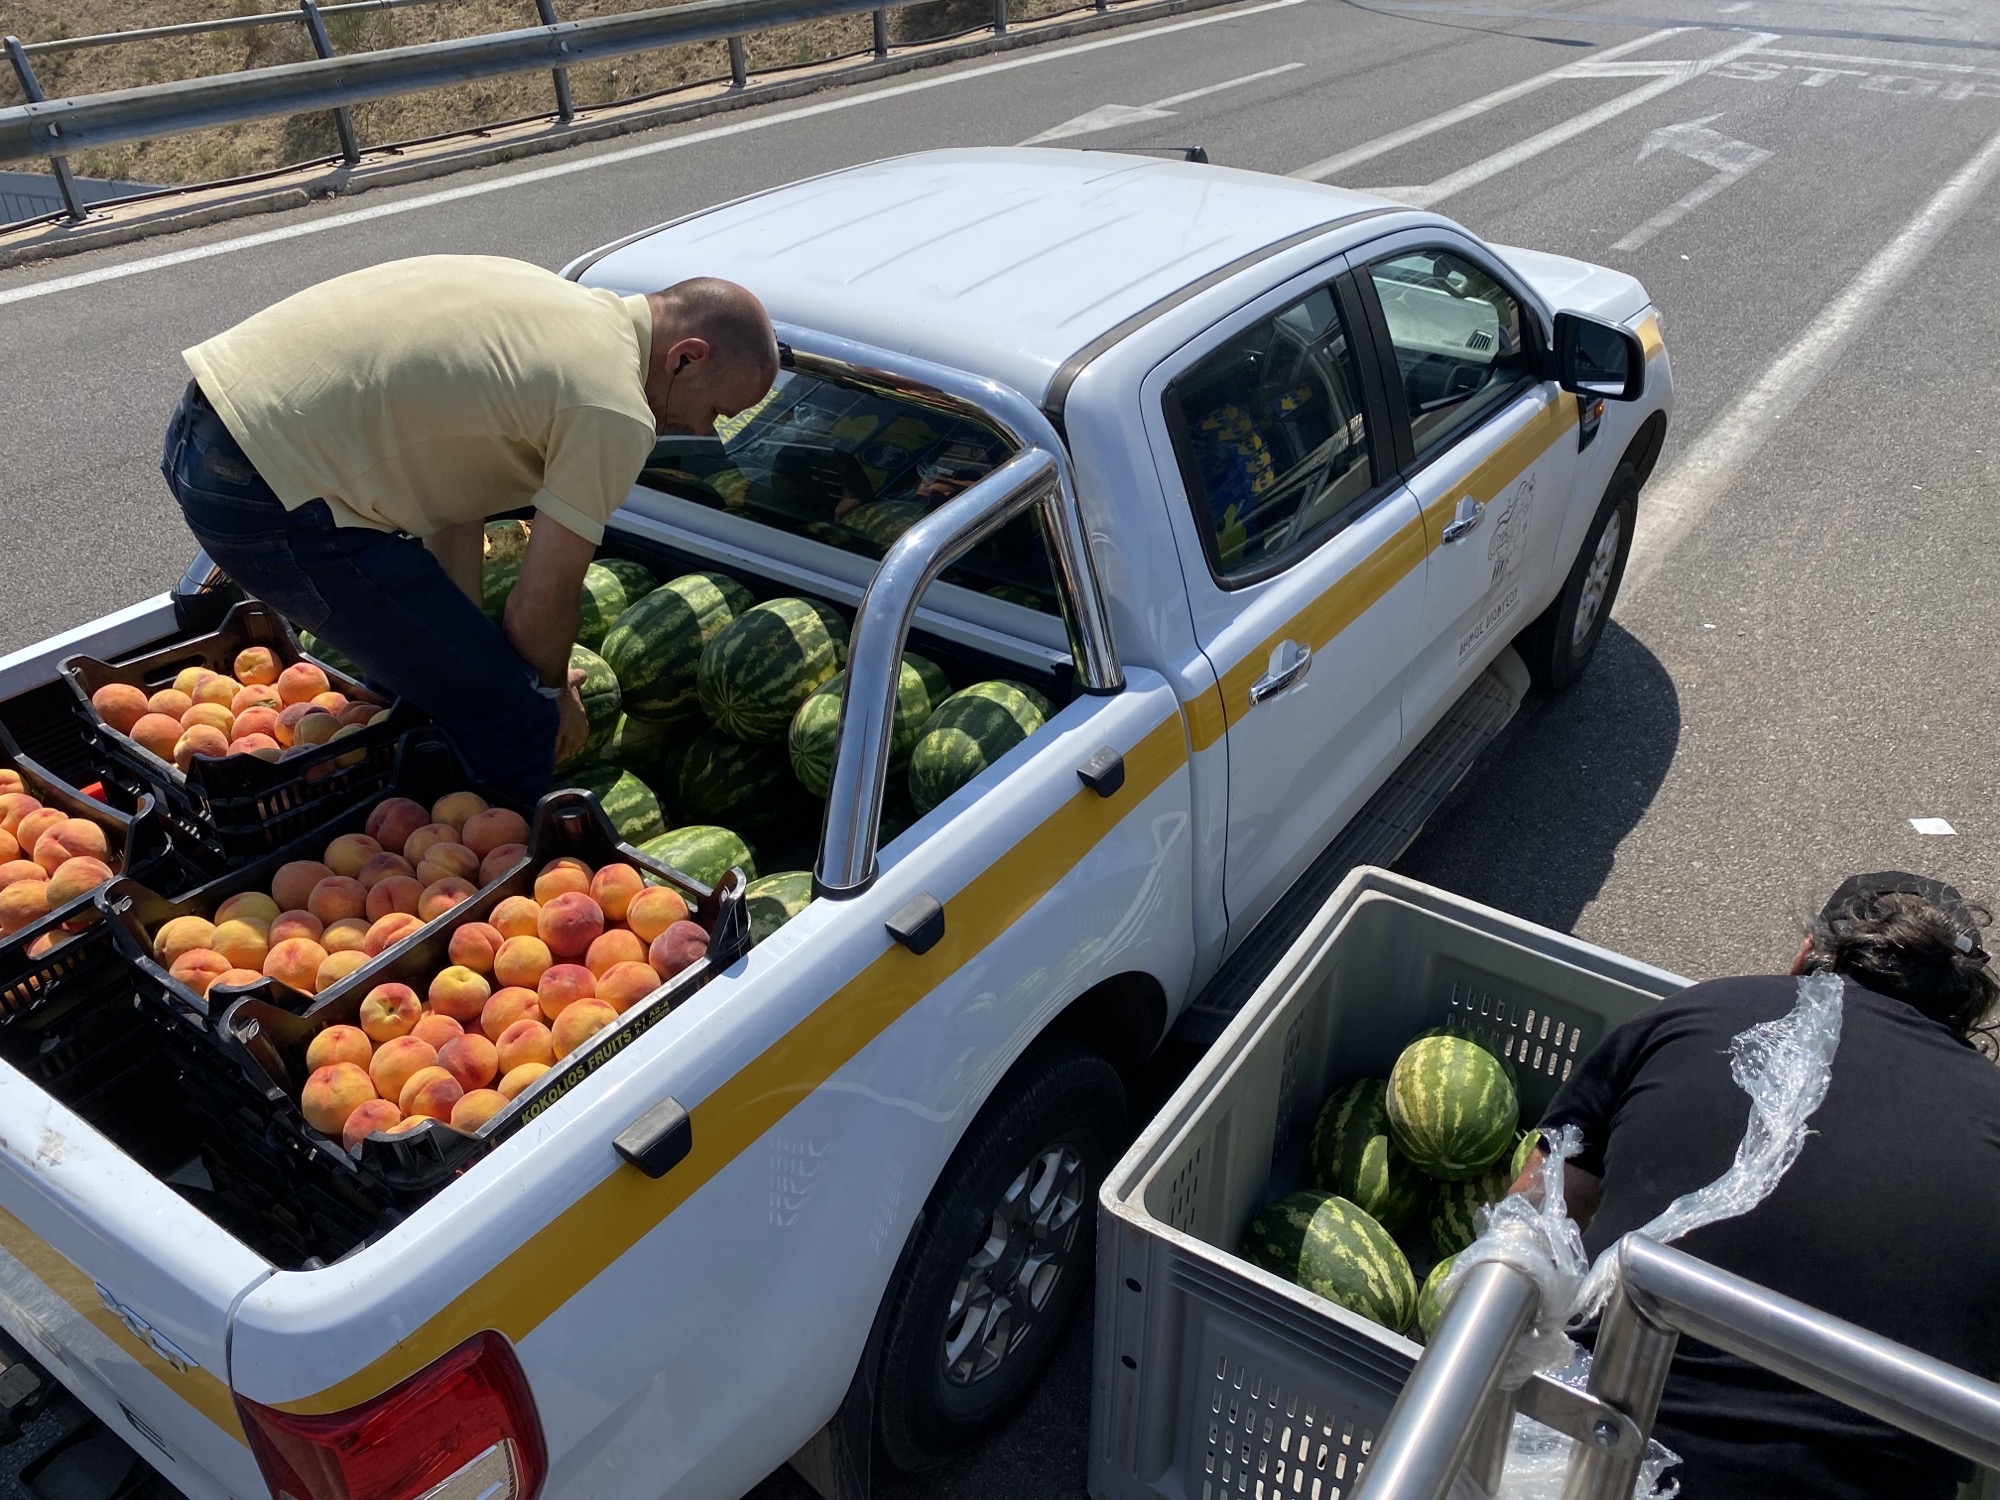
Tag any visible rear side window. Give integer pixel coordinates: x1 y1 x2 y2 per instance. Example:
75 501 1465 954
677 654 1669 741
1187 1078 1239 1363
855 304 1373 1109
1168 286 1373 581
1368 250 1534 456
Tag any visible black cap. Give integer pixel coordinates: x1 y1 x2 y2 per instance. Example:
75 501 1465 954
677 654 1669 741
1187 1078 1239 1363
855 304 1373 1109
1820 871 1987 960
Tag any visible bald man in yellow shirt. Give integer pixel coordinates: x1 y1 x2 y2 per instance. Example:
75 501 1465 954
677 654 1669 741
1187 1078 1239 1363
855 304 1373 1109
163 255 777 802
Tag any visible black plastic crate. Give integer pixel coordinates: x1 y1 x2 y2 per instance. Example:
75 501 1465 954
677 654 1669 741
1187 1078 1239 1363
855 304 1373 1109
58 601 422 870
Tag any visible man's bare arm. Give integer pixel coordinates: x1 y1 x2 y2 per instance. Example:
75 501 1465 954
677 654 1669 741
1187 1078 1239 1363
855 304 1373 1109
1508 1146 1604 1231
504 515 594 688
425 522 484 606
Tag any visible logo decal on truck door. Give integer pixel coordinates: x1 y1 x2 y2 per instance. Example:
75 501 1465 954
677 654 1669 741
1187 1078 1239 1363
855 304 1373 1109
1485 473 1534 589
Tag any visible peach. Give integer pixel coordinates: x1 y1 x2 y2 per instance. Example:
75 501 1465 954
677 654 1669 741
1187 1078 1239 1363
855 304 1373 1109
271 860 333 913
495 1019 555 1075
490 895 541 940
597 960 661 1014
496 1063 549 1100
277 661 330 707
212 968 264 992
0 880 48 933
301 1063 377 1137
480 987 543 1041
0 770 18 795
538 891 604 960
479 844 528 885
365 797 430 855
450 1089 509 1132
312 691 350 717
412 1012 465 1051
270 909 324 946
428 965 491 1025
536 963 596 1020
23 931 64 958
307 1025 373 1072
358 982 422 1042
0 830 17 866
229 735 282 760
273 702 321 747
431 791 489 830
320 917 371 955
363 911 424 956
230 684 283 718
448 922 504 975
398 1066 463 1122
90 682 149 735
419 877 476 922
649 920 709 981
438 1033 499 1093
493 935 552 990
307 876 368 925
209 917 271 970
415 843 479 886
385 1116 433 1136
264 937 330 992
356 852 415 889
143 689 193 722
338 703 378 728
552 999 618 1060
322 833 382 879
0 794 40 838
178 701 235 736
153 914 216 965
584 928 648 976
170 667 210 699
365 875 423 921
291 712 339 748
31 819 108 876
168 948 233 998
216 891 280 927
0 859 44 887
316 950 371 991
589 863 645 922
534 858 592 903
461 807 529 860
46 855 114 910
624 886 690 945
341 1098 402 1150
232 705 283 743
402 823 459 865
14 808 66 858
173 724 230 771
192 673 241 709
369 1035 437 1103
234 646 280 686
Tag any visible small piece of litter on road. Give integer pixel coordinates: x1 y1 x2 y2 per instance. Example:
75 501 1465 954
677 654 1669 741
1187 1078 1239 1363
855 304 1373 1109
1702 622 1715 629
1680 254 1690 260
1911 818 1957 836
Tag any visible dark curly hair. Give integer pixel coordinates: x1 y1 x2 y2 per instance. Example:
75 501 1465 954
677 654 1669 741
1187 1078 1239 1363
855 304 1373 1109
1807 889 1999 1044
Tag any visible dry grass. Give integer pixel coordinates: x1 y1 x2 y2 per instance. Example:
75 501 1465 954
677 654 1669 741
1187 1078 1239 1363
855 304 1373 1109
0 0 1079 188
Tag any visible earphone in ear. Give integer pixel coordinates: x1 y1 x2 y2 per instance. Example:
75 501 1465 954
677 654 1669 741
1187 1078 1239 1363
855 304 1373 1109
674 354 691 374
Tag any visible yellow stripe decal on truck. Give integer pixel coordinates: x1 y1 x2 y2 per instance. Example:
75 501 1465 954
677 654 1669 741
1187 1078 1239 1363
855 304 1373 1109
1415 398 1575 545
1635 312 1664 360
278 712 1190 1416
0 1208 246 1443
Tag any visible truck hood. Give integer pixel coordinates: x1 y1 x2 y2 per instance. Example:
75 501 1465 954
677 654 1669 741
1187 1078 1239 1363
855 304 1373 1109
1489 243 1650 323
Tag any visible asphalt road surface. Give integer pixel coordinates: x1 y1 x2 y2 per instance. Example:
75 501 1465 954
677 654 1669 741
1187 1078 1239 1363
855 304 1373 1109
3 0 1998 1494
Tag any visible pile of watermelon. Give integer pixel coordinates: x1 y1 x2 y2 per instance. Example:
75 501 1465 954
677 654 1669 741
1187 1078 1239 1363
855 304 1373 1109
478 525 1058 948
1241 1031 1538 1341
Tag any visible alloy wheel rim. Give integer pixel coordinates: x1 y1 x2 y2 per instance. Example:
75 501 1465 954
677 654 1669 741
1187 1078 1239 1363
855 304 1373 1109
940 1143 1086 1387
1572 510 1623 648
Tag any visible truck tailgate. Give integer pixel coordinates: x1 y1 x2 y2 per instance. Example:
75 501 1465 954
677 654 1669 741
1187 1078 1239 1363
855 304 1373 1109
0 1065 270 1499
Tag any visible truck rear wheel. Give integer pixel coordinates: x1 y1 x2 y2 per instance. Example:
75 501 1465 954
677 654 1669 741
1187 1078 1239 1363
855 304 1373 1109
1516 463 1639 690
875 1039 1125 1471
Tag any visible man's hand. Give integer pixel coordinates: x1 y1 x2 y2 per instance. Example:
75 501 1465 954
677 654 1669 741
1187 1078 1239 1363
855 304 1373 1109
553 669 590 767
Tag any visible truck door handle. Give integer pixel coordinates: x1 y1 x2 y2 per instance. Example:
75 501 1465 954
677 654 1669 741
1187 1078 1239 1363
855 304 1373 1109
1440 495 1484 543
1249 640 1312 706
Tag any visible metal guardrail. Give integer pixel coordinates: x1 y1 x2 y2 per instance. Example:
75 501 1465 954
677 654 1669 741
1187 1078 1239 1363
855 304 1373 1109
1356 1234 2000 1500
1 0 1093 226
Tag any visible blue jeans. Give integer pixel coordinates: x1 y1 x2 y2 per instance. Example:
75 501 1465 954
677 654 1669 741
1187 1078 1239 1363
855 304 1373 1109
161 382 559 806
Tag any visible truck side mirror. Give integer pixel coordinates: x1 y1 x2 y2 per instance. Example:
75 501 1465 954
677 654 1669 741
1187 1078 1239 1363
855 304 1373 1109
1552 312 1646 401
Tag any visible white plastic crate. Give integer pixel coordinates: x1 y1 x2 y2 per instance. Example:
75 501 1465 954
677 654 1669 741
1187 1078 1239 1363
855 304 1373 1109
1092 868 1689 1500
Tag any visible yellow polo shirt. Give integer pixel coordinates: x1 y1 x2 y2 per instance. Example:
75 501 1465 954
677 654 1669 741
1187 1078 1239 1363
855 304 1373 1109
184 255 657 546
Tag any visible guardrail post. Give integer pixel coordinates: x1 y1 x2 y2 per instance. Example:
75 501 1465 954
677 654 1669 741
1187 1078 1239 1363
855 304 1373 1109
296 0 361 165
533 0 575 122
871 8 888 56
727 34 748 88
992 0 1009 34
3 35 88 224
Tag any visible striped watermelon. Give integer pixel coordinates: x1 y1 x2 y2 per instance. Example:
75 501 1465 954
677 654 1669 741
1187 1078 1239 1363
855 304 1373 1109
803 599 851 667
603 573 756 725
788 655 952 798
557 645 622 771
297 630 360 680
1307 1079 1428 1233
1241 1191 1416 1334
1509 1129 1542 1182
838 499 927 551
661 728 797 834
1428 1161 1512 1257
907 680 1046 813
1416 1254 1458 1342
482 555 521 625
698 598 845 742
745 870 813 944
576 561 657 651
1001 680 1055 720
596 714 676 780
561 763 666 844
1385 1035 1519 1182
639 825 757 889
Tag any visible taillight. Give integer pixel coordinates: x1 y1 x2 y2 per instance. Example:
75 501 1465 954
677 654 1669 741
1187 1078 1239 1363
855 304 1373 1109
236 1331 546 1500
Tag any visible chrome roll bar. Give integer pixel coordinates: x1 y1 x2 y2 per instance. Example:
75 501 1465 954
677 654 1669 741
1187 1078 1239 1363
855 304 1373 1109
774 325 1123 897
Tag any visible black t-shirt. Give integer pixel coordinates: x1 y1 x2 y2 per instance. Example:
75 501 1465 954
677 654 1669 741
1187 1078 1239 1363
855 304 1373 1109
1542 973 2000 1500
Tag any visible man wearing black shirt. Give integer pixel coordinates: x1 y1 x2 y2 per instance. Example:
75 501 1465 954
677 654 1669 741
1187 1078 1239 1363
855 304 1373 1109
1516 873 2000 1499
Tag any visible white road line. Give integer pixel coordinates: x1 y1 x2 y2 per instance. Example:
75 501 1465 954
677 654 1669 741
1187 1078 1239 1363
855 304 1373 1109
1621 120 2000 599
1153 61 1303 108
1018 60 1301 143
0 0 1310 310
1288 26 1687 182
1396 31 1778 207
1764 48 2000 80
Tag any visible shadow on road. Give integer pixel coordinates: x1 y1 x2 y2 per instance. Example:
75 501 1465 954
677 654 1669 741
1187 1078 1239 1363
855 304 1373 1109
1396 620 1682 931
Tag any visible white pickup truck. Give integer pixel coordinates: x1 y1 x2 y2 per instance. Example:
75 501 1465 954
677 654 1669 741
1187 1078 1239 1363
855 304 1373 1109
0 148 1671 1500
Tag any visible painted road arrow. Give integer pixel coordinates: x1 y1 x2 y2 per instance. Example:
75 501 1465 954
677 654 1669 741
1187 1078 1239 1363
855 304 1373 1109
1613 112 1773 252
1018 63 1301 145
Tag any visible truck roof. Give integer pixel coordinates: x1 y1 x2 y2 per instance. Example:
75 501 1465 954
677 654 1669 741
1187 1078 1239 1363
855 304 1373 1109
572 148 1400 404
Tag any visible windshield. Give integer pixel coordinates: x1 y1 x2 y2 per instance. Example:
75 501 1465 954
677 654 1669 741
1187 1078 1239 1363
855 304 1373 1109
635 369 1058 612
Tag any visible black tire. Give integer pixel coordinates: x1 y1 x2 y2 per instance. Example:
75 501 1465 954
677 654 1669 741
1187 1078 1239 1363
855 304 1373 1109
875 1039 1126 1472
1515 464 1639 690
